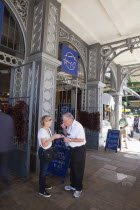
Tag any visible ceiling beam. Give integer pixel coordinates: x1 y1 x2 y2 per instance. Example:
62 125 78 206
130 75 140 83
60 4 99 44
57 0 66 4
99 0 128 36
131 74 140 76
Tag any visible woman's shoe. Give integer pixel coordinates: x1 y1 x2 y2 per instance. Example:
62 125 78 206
45 184 52 190
39 190 51 197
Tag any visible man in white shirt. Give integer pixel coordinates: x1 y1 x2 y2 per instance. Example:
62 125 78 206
61 113 86 198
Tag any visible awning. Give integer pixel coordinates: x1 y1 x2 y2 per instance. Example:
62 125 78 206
123 86 140 99
102 93 115 110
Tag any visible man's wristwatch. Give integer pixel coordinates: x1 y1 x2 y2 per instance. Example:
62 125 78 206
69 138 72 142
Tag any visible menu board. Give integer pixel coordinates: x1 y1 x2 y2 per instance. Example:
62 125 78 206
105 129 120 152
47 138 70 183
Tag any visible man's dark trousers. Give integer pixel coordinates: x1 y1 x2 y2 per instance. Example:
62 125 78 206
70 145 86 191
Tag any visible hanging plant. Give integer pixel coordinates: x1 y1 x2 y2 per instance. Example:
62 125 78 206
77 111 100 131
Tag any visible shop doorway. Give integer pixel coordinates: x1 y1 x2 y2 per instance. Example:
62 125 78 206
55 79 84 133
0 3 38 179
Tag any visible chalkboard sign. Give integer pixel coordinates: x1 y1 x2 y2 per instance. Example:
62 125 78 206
105 129 120 152
47 138 70 183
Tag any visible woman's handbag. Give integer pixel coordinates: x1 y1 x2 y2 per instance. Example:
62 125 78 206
43 146 58 162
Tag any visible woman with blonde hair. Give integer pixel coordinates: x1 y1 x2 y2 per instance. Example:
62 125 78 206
38 115 62 197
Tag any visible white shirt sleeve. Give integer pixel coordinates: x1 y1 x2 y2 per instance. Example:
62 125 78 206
38 129 48 139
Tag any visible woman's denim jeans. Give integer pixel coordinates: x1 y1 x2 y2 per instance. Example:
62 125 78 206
38 147 49 193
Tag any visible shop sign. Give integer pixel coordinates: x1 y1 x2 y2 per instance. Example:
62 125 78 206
0 1 4 41
62 44 78 76
105 129 120 152
122 109 131 112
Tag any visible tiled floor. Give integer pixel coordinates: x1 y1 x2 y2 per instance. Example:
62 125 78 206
0 132 140 210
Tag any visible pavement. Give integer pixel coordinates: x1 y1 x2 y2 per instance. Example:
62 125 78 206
0 132 140 210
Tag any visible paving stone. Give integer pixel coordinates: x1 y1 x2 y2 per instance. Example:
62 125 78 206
90 155 112 162
123 154 140 160
1 140 140 210
126 190 140 205
116 167 137 177
110 160 138 170
121 175 136 187
95 168 127 183
95 166 136 188
103 164 117 171
124 201 140 210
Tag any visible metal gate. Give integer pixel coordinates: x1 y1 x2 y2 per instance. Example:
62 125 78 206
8 61 39 179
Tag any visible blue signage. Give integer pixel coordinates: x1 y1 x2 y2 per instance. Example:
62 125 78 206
62 44 78 76
105 129 120 152
47 138 70 183
0 1 4 41
58 104 71 115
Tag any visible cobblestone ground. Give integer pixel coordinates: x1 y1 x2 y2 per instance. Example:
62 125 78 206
0 132 140 210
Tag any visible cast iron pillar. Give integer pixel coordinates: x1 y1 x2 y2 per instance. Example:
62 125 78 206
115 93 123 130
28 0 61 131
87 43 106 148
27 0 61 172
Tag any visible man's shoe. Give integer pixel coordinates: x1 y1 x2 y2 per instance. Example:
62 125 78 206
64 185 76 191
73 190 82 198
45 184 52 190
39 191 51 198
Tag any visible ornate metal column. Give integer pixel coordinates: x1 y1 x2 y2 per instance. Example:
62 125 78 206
114 93 123 130
86 81 106 148
87 44 106 148
87 43 106 122
28 0 61 128
87 81 106 121
27 0 61 172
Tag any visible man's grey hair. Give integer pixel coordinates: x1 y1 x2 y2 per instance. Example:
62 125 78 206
62 112 74 120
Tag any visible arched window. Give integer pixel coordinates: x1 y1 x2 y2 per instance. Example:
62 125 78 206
0 6 25 59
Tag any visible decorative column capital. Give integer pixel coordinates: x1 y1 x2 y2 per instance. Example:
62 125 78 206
27 52 62 67
87 81 106 88
110 91 123 97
